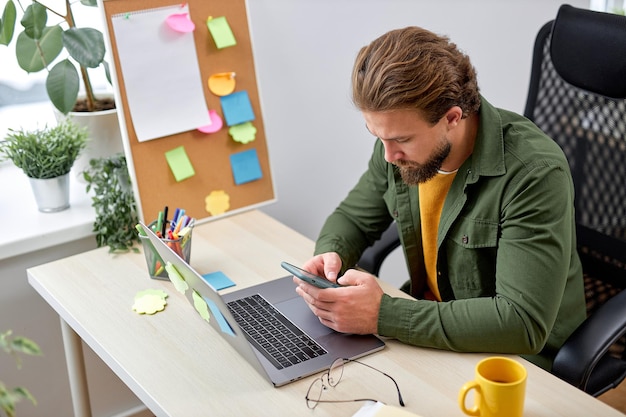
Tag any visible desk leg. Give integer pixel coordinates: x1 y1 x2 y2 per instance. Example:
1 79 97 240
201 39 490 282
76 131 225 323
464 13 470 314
60 318 93 417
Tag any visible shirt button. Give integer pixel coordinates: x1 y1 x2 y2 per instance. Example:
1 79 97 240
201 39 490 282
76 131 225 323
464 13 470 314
462 235 469 244
393 210 399 218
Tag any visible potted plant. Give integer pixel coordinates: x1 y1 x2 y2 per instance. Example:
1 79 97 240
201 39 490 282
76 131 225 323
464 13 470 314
1 330 42 417
1 119 88 212
83 154 140 252
0 0 111 115
0 0 124 174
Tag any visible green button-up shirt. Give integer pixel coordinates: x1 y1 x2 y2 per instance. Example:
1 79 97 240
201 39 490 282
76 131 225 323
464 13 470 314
314 98 586 370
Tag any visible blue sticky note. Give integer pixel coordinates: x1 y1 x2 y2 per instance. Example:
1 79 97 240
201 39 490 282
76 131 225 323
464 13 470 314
230 149 262 185
201 271 236 291
205 297 236 336
220 91 255 126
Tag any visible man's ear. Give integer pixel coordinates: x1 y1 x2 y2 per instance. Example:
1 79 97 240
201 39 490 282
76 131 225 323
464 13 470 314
445 106 463 127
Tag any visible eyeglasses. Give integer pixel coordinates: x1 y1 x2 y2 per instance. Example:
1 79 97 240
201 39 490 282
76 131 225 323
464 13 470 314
305 357 405 409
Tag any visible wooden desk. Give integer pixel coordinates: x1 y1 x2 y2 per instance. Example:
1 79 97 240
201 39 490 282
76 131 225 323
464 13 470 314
27 210 624 417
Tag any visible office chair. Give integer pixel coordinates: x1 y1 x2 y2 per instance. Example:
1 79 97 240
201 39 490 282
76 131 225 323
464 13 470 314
357 4 626 397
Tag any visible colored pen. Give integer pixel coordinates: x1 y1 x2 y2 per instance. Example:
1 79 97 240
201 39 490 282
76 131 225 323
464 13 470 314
135 224 147 236
156 211 164 237
162 206 169 237
174 215 186 234
170 208 180 231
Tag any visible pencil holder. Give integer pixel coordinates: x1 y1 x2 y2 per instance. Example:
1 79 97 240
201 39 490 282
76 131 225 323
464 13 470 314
139 219 194 280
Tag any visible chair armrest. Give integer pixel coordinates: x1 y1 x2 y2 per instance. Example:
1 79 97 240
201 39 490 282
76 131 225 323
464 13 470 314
356 224 401 276
552 288 626 393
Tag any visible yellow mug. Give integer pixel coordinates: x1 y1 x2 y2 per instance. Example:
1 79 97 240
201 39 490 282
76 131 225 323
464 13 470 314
458 356 527 417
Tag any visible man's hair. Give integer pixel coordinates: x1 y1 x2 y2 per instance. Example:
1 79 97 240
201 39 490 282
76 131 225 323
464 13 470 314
352 26 481 125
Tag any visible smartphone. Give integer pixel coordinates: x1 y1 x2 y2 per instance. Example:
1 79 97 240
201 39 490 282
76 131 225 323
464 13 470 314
280 261 340 289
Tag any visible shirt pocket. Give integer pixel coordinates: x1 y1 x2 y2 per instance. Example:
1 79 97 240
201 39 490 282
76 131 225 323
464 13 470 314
443 218 499 298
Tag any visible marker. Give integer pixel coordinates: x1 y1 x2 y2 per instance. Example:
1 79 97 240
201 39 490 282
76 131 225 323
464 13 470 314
170 208 180 231
174 215 186 234
162 206 169 237
135 224 147 236
156 211 164 238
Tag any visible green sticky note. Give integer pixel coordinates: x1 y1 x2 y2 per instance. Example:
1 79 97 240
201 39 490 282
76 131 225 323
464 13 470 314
192 290 211 322
165 146 195 182
206 16 237 49
165 262 189 294
228 122 257 144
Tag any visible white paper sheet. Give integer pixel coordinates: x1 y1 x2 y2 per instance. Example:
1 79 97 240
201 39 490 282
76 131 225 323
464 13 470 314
111 5 211 142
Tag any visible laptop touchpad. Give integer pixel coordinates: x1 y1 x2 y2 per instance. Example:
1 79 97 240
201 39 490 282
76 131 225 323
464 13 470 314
274 297 334 338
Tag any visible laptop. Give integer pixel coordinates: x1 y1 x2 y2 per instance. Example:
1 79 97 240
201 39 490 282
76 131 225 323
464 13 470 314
141 222 385 386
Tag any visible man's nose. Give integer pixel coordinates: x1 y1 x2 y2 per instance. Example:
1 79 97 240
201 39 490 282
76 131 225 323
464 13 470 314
382 141 401 163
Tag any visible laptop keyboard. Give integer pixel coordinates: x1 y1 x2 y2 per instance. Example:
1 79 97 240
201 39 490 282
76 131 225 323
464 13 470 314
226 294 327 369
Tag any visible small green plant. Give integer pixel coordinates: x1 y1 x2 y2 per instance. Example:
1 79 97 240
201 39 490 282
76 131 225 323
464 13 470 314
0 330 42 417
83 154 140 253
0 0 111 114
1 119 88 179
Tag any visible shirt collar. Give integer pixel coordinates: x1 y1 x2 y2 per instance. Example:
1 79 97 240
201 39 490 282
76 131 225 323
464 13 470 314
462 96 506 184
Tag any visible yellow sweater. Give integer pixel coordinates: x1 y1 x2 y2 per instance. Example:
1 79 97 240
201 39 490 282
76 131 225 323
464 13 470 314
419 170 457 301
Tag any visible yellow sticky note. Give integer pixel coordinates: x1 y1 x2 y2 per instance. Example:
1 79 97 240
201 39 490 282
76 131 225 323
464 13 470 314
192 290 211 322
206 16 237 49
165 146 195 182
228 122 257 144
132 289 168 315
165 262 189 294
205 190 230 215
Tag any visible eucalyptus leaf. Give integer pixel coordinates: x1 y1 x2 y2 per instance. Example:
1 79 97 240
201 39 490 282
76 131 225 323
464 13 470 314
63 27 105 68
47 59 80 115
0 0 17 46
20 2 47 40
15 25 63 72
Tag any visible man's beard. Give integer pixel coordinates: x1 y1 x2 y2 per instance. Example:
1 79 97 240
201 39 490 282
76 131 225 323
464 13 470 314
395 138 451 186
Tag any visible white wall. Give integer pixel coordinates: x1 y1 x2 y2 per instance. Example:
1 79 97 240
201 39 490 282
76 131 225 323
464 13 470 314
251 0 588 239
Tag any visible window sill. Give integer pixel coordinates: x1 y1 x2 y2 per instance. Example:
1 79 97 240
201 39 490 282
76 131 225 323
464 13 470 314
0 162 95 261
0 101 96 261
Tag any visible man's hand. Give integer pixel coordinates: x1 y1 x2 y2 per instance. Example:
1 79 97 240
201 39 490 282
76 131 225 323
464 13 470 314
301 253 343 283
294 265 383 335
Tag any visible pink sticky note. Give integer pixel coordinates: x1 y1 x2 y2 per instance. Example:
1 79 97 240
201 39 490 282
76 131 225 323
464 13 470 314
198 110 224 134
166 13 195 33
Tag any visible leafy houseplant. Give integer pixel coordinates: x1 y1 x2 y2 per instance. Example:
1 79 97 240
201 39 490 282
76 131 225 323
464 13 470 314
0 0 112 114
1 119 88 179
0 330 42 417
1 119 88 212
83 154 140 253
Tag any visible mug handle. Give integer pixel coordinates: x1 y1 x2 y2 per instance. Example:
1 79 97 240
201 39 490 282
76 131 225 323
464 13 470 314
458 381 481 416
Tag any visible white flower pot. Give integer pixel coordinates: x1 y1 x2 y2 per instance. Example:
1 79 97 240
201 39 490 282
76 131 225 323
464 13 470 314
54 94 125 181
28 173 70 212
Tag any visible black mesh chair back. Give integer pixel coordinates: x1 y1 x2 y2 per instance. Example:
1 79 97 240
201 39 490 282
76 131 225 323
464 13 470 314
524 4 626 396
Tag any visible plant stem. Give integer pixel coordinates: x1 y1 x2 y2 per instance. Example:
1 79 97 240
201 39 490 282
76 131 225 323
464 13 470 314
63 0 96 111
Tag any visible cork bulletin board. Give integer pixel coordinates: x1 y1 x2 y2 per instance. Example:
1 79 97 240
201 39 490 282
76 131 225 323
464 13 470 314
101 0 275 224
